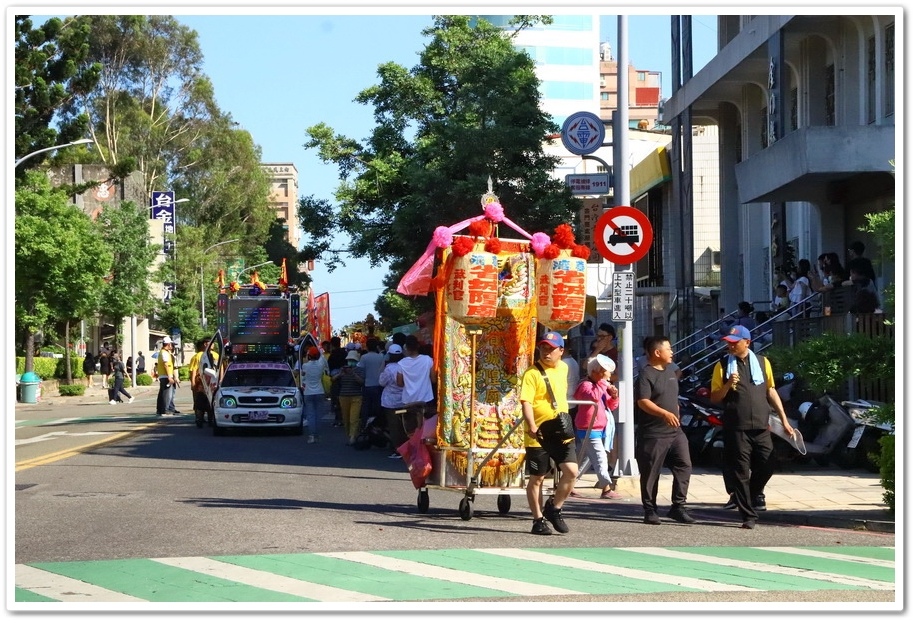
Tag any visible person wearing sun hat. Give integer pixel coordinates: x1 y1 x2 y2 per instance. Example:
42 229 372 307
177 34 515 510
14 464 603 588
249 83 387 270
334 349 365 445
710 323 795 530
520 330 578 536
572 354 622 500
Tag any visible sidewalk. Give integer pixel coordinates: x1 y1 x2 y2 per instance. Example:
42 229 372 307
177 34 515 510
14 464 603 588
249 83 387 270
575 465 894 533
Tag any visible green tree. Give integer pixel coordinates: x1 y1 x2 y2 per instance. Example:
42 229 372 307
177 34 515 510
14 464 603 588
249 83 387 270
64 15 216 198
15 171 110 374
96 201 159 352
302 15 580 316
264 219 309 290
14 15 101 175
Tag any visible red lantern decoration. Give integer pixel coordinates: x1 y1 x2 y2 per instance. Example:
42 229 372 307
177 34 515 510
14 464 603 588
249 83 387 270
446 240 499 323
535 250 587 331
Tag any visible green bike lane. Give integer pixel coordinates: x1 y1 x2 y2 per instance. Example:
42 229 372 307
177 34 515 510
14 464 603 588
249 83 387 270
14 545 895 604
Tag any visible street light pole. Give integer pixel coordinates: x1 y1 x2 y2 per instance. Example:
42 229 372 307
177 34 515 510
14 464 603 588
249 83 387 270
199 238 239 330
235 260 275 283
15 138 94 168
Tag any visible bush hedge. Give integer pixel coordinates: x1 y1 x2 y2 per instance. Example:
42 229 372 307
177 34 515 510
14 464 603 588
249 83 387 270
58 384 86 396
135 373 154 386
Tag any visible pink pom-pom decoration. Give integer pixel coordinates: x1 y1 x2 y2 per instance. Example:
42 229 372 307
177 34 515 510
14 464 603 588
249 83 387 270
483 201 505 223
433 226 453 249
530 232 551 257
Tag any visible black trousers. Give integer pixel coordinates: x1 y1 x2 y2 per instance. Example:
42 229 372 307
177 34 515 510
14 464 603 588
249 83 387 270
722 428 774 521
635 430 692 513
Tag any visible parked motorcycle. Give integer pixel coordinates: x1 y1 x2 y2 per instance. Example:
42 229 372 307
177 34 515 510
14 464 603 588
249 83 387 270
679 388 725 468
835 399 892 472
791 395 858 467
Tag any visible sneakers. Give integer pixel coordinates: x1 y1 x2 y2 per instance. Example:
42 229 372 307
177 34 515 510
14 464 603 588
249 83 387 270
128 397 134 404
667 505 697 524
543 498 569 533
531 517 553 535
568 490 584 498
644 511 661 525
741 519 756 530
753 495 767 512
109 400 117 405
724 494 738 510
387 452 401 459
307 435 316 444
600 489 623 500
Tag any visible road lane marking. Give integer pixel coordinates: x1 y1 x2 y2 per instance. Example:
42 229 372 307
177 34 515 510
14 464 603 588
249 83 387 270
15 422 163 472
15 431 115 446
151 557 386 602
319 551 583 597
478 548 762 592
15 565 146 602
619 547 896 591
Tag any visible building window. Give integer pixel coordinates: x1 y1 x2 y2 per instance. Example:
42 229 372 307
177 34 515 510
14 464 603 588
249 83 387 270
885 24 894 117
790 86 798 131
867 35 876 124
825 64 835 126
600 92 610 101
637 71 646 81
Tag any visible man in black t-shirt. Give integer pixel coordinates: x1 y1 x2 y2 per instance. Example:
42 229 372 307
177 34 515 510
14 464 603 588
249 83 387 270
634 336 694 526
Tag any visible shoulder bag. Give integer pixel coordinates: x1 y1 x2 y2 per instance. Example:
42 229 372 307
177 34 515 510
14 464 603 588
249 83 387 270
534 362 576 444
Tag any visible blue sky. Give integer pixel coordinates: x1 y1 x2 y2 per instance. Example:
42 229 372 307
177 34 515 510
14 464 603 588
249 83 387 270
25 10 717 331
176 12 718 330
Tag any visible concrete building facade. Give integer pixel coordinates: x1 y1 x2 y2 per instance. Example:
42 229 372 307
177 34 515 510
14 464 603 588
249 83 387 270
261 163 300 251
662 14 897 314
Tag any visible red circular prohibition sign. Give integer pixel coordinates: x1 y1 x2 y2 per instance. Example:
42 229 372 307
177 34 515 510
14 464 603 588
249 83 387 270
593 205 654 264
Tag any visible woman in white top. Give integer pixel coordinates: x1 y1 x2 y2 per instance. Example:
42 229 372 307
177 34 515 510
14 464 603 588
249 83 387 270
300 347 330 443
788 259 813 309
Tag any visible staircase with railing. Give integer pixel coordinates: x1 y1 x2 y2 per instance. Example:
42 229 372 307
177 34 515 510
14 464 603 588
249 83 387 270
674 291 822 387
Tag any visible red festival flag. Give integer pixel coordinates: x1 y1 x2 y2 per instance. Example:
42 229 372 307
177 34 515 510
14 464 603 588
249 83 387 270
279 258 289 288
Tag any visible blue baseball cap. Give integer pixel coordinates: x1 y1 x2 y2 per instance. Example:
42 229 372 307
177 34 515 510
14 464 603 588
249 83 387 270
539 331 565 349
721 325 752 342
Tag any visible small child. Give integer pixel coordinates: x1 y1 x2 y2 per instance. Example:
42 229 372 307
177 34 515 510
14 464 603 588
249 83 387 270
772 284 789 312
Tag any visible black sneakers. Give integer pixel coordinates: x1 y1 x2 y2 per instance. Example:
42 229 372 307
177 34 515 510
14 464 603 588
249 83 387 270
667 506 697 524
543 498 569 533
724 494 738 510
531 517 552 535
644 510 661 525
741 519 756 530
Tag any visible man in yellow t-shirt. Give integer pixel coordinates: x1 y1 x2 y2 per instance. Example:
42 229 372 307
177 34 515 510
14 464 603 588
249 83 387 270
155 337 177 416
520 331 577 536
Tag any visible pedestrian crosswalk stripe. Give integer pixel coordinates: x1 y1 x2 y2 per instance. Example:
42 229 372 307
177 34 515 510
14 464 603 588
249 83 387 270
621 547 896 591
14 546 895 604
757 547 896 568
152 557 386 602
479 548 762 592
319 551 583 597
15 565 146 602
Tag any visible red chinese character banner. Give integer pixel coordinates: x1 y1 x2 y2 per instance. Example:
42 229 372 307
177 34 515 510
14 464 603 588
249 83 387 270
445 244 499 323
535 252 587 332
314 292 331 345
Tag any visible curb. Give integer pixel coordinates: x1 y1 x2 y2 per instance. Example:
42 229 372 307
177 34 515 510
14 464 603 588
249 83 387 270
764 511 895 534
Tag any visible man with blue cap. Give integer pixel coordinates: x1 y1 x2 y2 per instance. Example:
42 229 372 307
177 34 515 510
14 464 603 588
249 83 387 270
520 330 578 535
710 324 795 529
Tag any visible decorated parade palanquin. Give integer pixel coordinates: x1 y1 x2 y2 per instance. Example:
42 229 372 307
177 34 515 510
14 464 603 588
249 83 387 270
397 192 588 490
